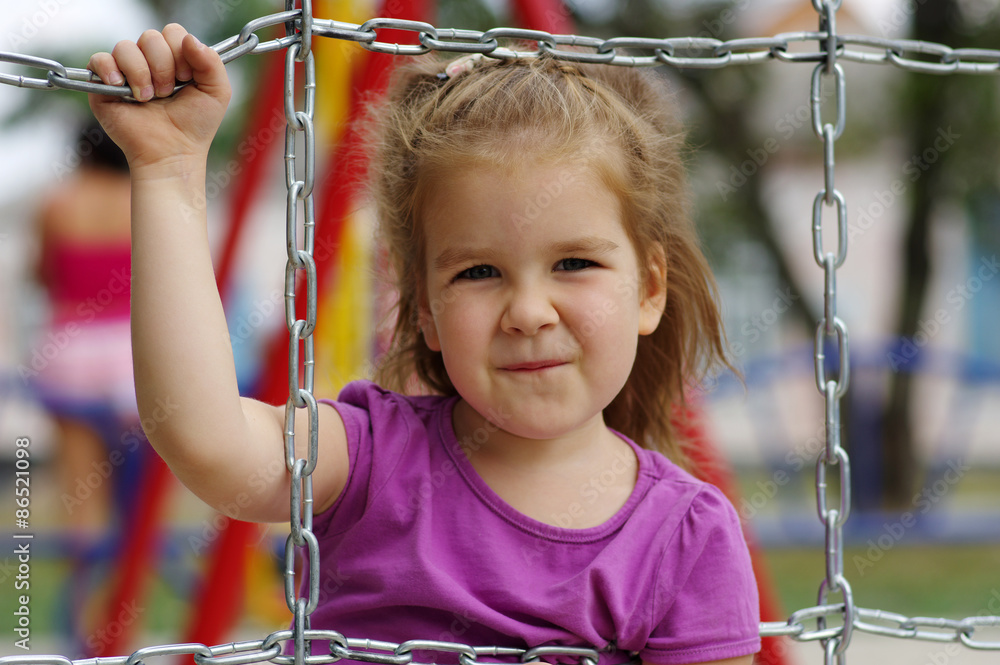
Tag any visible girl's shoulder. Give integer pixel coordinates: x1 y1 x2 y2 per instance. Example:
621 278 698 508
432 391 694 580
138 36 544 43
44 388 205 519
631 442 719 495
322 379 461 465
318 381 460 474
315 380 460 534
330 380 457 422
627 441 745 541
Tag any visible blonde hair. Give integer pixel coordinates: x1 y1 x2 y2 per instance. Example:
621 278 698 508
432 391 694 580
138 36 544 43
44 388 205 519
367 54 730 468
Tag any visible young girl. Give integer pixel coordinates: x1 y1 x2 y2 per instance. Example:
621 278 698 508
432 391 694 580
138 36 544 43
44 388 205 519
87 25 760 665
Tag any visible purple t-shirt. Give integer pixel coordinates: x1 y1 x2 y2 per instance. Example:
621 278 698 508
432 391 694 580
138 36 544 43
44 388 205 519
304 381 760 665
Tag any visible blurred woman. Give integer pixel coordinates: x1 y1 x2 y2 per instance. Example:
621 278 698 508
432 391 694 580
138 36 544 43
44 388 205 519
31 119 136 532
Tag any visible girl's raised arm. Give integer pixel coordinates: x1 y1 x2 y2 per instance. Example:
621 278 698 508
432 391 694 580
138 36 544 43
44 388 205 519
88 25 348 522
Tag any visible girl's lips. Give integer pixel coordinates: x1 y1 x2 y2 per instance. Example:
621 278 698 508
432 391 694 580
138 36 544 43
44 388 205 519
502 360 566 371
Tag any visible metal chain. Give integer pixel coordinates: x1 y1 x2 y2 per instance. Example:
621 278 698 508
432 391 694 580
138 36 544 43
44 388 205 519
2 612 999 665
281 2 320 665
810 3 853 663
761 607 1000 648
4 15 1000 95
1 5 999 665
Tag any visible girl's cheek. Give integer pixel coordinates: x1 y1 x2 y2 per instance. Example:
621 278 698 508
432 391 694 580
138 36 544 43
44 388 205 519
427 283 461 319
576 289 618 321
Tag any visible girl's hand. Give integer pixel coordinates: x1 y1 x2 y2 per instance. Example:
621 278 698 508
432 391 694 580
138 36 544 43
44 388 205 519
87 24 231 173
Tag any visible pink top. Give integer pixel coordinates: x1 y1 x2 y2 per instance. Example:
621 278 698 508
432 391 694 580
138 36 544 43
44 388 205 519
42 241 131 324
299 381 760 665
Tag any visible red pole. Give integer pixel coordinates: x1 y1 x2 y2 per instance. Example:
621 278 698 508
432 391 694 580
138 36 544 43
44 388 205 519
215 49 288 301
510 0 574 33
93 46 288 659
181 45 289 652
678 404 793 665
257 0 430 407
90 455 172 657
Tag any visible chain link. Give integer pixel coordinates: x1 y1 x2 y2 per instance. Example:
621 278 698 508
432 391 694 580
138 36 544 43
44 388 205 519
8 611 1000 665
1 5 999 665
5 17 1000 97
3 609 996 665
358 18 438 56
280 6 321 665
810 3 853 663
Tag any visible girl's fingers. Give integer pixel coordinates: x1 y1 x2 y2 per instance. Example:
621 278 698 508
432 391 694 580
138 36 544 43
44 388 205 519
136 29 177 98
111 39 153 101
180 34 230 103
90 27 229 110
87 52 125 87
162 23 193 82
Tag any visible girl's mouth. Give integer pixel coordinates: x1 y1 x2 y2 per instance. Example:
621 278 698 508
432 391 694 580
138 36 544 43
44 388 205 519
502 360 566 371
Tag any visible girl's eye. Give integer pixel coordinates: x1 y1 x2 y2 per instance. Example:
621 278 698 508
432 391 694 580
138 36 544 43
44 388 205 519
456 265 499 281
556 258 596 271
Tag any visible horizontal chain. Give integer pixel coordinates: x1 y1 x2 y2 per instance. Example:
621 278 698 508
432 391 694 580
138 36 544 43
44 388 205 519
2 6 998 665
3 610 998 665
1 15 999 98
762 606 1000 647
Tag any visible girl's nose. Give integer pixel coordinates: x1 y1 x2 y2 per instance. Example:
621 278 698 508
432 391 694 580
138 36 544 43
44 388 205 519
500 283 559 335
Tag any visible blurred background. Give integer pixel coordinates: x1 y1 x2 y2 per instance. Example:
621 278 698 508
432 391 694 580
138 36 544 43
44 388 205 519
1 0 998 663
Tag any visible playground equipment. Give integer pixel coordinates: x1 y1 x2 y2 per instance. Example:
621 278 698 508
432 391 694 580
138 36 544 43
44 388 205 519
2 1 999 664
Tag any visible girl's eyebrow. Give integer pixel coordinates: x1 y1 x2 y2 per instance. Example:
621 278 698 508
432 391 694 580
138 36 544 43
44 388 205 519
432 237 620 273
433 247 502 273
551 237 620 256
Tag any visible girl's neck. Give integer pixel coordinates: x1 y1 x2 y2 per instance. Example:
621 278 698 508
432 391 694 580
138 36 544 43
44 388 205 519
451 399 639 529
452 398 616 466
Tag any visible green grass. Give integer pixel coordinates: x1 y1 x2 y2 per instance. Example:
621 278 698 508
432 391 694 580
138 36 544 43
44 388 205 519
9 542 998 643
735 466 1000 619
2 557 195 646
761 544 1000 619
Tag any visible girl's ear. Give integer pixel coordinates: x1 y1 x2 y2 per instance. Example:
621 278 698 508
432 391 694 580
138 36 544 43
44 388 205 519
417 289 442 352
638 246 667 336
421 315 442 352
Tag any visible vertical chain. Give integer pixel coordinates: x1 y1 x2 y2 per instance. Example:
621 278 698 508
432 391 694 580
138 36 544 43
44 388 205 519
283 3 319 665
811 1 854 663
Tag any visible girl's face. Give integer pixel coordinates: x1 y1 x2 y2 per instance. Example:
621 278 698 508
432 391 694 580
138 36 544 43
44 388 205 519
419 162 666 443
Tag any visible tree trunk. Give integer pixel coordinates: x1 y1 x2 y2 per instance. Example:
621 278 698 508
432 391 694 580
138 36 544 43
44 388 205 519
880 0 956 509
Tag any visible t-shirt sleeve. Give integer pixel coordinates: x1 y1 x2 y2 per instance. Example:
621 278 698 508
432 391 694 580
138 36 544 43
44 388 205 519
640 486 761 665
312 381 412 537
